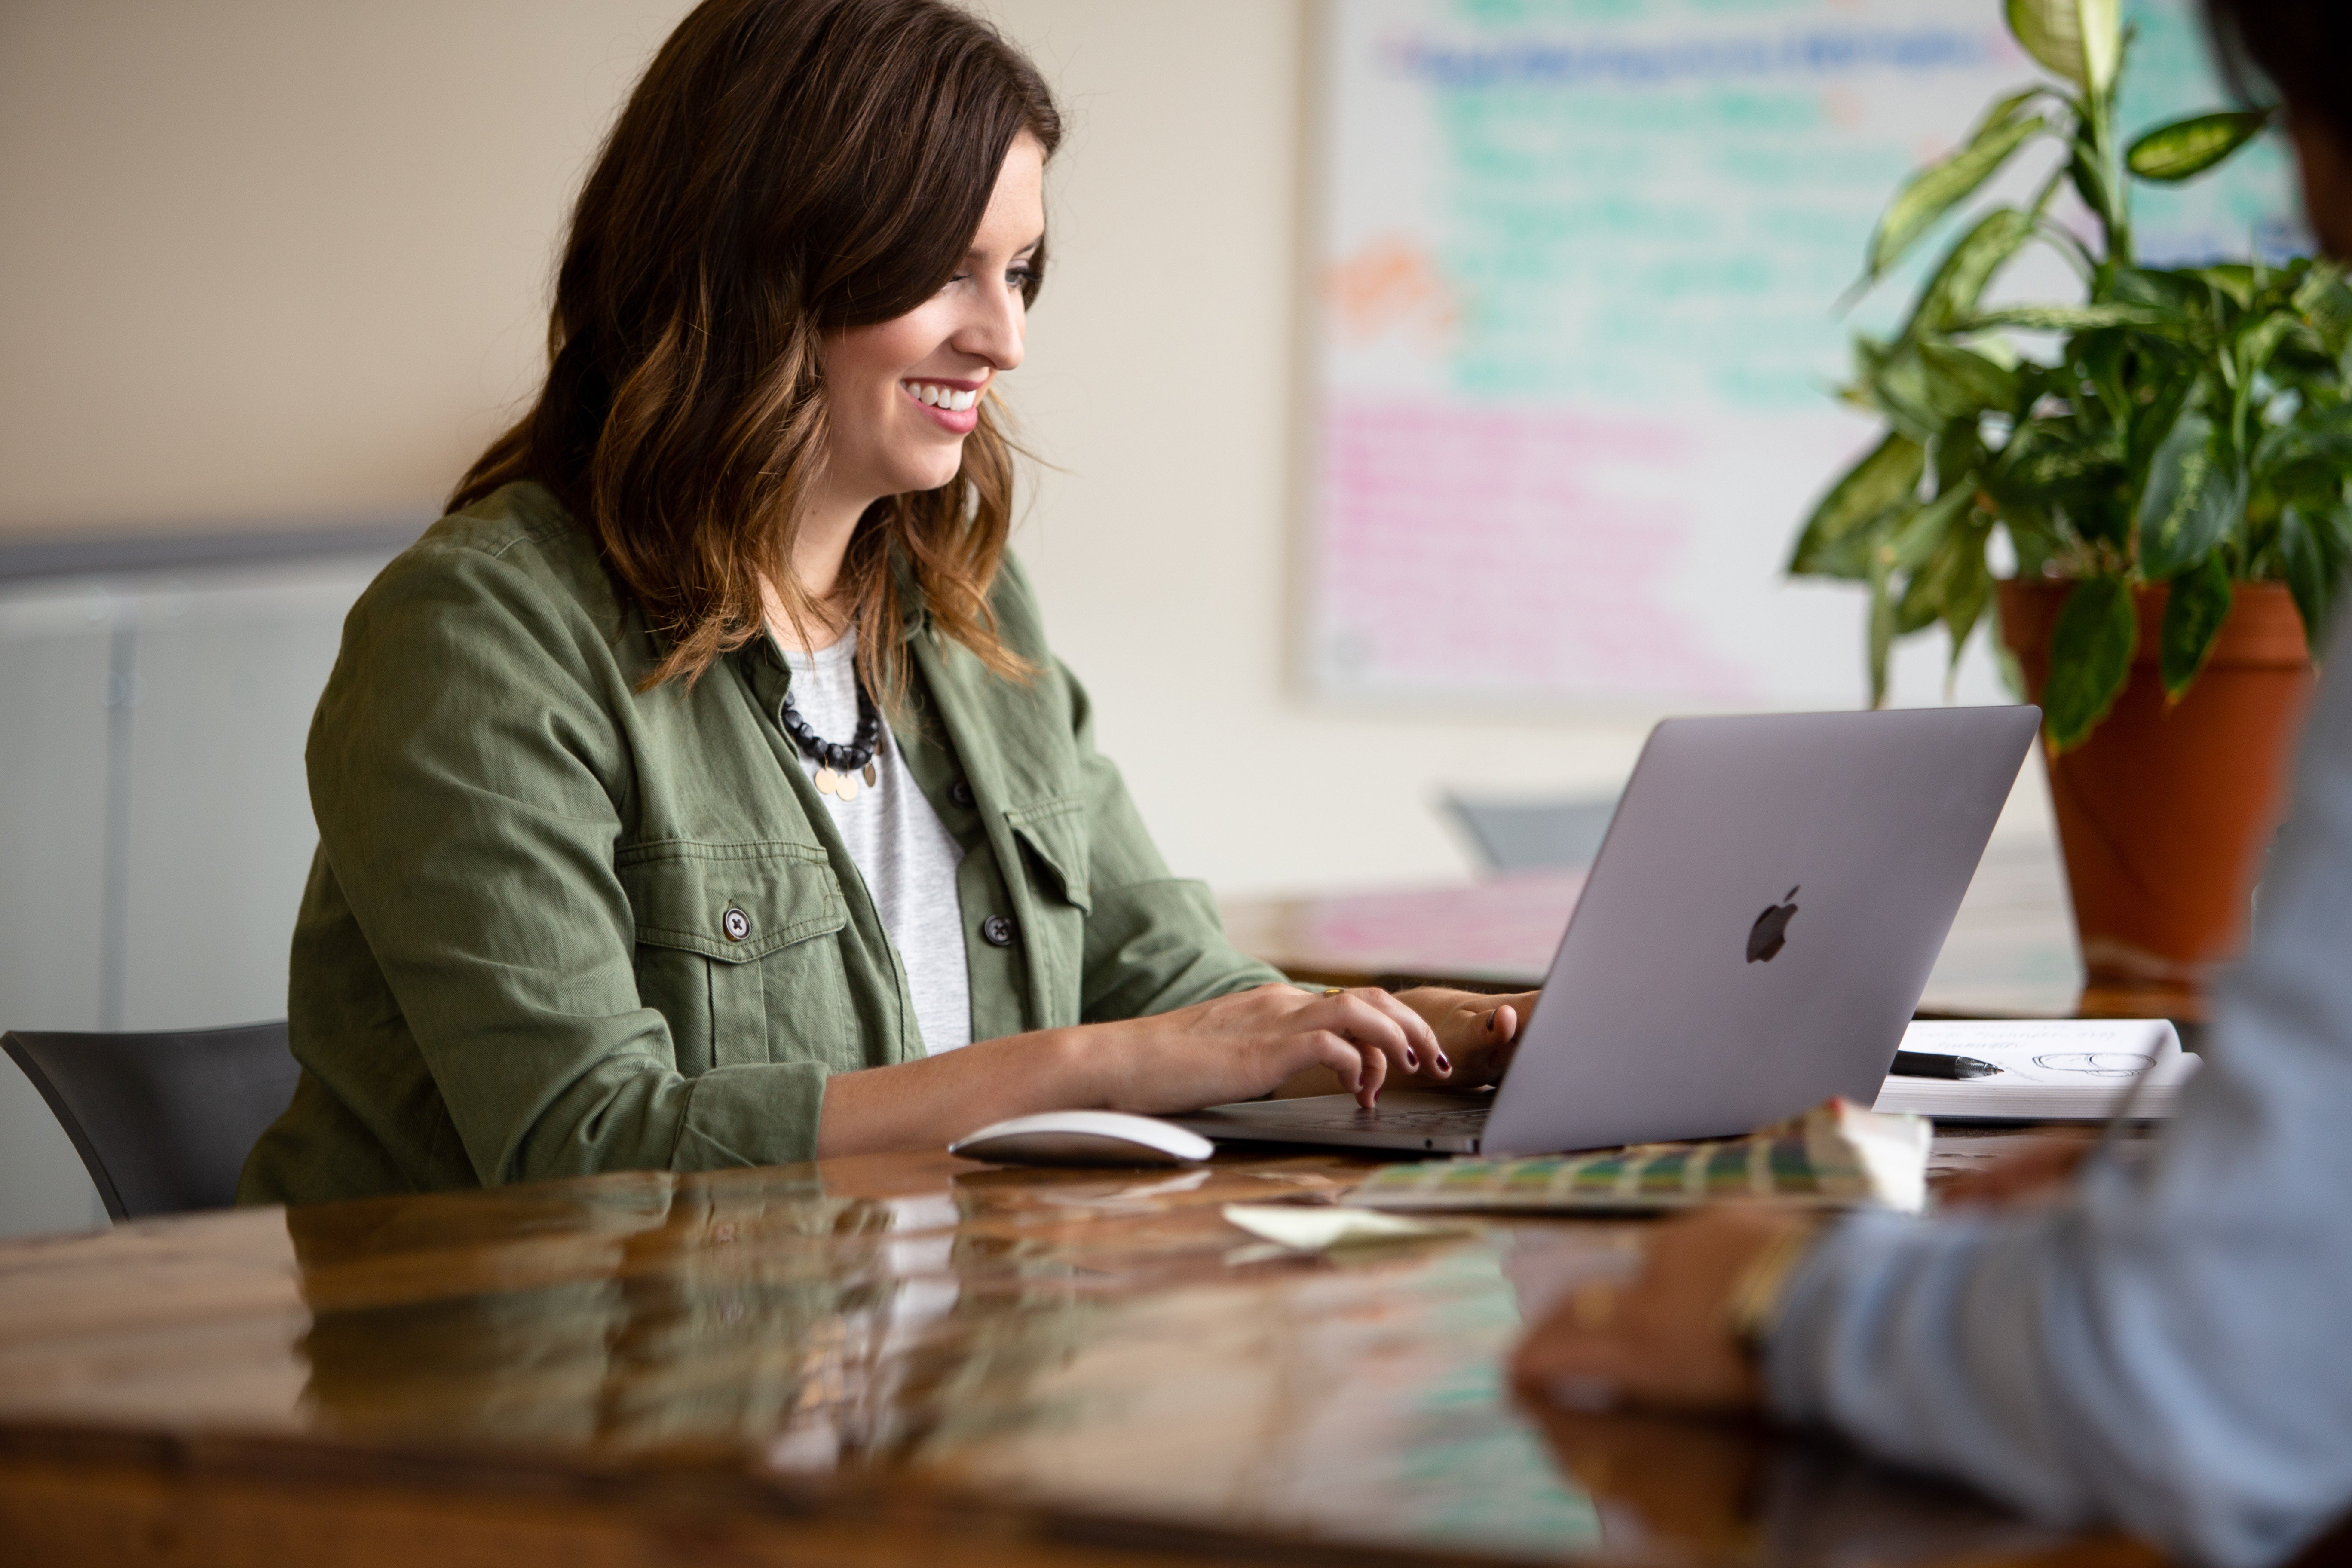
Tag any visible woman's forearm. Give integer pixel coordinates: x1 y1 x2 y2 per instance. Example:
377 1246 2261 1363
813 1026 1101 1158
815 983 1456 1159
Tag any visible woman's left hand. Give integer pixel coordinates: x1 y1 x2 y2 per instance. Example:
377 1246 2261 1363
1510 1206 1812 1414
1390 987 1538 1091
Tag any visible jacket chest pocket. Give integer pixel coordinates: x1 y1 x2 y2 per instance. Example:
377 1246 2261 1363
618 842 851 1074
1005 798 1091 1027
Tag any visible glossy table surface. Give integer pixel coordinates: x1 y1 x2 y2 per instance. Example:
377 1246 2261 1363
0 1142 2155 1567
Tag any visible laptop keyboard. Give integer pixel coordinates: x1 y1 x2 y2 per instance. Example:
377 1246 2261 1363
1261 1101 1492 1132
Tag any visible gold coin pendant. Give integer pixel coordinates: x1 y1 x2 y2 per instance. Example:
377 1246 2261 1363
835 772 861 802
813 766 839 796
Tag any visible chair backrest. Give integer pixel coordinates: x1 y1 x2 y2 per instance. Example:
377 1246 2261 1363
1443 793 1621 873
1 1022 298 1221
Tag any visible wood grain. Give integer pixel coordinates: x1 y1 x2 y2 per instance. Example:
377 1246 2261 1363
0 1147 2158 1567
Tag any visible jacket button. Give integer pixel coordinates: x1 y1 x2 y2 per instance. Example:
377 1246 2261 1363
981 914 1017 947
950 778 975 808
722 906 751 943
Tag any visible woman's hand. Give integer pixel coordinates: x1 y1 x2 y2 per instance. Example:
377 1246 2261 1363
1511 1206 1813 1415
821 982 1437 1158
1392 988 1537 1091
1093 983 1441 1112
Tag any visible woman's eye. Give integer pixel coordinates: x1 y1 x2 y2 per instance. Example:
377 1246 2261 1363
1006 266 1035 291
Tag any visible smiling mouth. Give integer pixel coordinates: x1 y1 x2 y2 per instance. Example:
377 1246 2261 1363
901 380 981 412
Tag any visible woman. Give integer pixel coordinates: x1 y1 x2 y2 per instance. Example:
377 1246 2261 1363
239 0 1530 1205
1513 10 2352 1566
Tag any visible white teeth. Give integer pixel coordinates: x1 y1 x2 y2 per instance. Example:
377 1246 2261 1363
905 381 981 412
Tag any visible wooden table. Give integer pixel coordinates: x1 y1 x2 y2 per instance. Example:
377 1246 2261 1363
1222 837 2177 1023
0 1145 2156 1567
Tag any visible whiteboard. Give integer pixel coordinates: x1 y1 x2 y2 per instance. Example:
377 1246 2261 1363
1307 0 2306 713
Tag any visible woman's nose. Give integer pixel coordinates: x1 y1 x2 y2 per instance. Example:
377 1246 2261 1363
956 285 1025 371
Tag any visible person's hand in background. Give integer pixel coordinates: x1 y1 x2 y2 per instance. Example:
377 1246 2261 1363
1512 1205 1815 1414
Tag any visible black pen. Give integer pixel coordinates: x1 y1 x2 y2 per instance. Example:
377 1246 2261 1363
1890 1050 2001 1080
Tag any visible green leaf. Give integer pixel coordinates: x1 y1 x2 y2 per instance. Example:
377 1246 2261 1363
1868 548 1897 707
2263 400 2352 473
1864 348 1954 441
2068 141 2119 234
2125 361 2204 479
1960 303 2177 334
1992 423 2123 494
2236 307 2302 384
1866 113 2047 282
2158 553 2233 698
1892 484 1977 573
1936 413 1987 493
1894 496 1985 635
2136 412 2248 577
2291 260 2352 356
2196 262 2259 310
1902 208 2039 340
2127 110 2276 183
2008 0 2120 93
2280 506 2351 657
2081 0 2121 94
2042 576 2139 751
1789 432 1926 578
1918 341 2021 410
1942 532 1996 670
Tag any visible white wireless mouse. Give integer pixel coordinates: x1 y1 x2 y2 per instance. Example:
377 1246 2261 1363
949 1110 1215 1167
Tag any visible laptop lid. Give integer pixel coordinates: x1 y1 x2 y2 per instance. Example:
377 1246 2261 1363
1479 705 2038 1156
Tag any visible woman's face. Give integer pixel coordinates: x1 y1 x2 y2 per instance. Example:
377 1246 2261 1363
819 132 1046 504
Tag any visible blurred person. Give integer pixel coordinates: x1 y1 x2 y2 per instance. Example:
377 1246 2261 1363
1511 6 2352 1564
241 0 1533 1207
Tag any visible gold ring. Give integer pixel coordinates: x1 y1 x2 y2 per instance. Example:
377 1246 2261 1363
1323 986 1346 997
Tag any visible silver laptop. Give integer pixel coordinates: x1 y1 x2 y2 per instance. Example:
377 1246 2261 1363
1171 706 2039 1157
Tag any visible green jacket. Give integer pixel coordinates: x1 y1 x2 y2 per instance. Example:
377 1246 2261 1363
239 482 1280 1206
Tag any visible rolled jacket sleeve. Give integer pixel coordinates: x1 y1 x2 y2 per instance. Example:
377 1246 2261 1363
301 536 826 1187
1763 620 2352 1568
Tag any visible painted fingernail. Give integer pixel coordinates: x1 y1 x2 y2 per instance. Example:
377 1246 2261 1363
1436 1053 1451 1072
1486 1013 1499 1033
1404 1051 1419 1070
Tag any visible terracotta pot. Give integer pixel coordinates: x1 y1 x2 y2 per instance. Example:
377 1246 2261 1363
1996 579 2315 1018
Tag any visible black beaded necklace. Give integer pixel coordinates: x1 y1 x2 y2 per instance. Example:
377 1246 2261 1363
779 676 882 802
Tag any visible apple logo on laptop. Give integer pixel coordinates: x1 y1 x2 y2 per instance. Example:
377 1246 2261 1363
1746 887 1800 963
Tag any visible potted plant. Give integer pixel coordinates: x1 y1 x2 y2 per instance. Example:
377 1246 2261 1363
1789 0 2352 1013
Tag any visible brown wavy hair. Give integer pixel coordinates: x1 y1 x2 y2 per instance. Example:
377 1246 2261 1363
450 0 1060 697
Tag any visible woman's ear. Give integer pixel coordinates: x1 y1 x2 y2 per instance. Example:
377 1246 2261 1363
2290 111 2352 261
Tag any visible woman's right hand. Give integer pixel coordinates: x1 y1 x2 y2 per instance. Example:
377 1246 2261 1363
1083 983 1440 1113
820 984 1437 1159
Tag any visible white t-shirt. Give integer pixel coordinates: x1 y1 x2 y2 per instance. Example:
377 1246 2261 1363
778 630 973 1054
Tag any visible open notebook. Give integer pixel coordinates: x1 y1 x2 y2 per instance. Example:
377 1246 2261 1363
1872 1018 2195 1121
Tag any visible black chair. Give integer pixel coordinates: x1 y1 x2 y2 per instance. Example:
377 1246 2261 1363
2 1022 299 1221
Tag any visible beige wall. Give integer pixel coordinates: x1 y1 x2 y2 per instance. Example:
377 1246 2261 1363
1 1 2007 900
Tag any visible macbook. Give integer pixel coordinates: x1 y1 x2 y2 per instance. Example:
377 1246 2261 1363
1170 706 2040 1156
